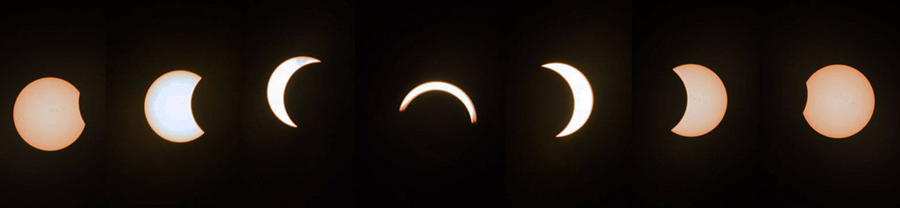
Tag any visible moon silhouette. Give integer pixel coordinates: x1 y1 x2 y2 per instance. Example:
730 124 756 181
13 77 85 151
542 62 593 138
803 64 874 139
267 56 321 128
145 70 204 143
399 81 477 123
671 64 728 137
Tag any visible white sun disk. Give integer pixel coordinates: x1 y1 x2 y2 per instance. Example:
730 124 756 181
145 70 204 143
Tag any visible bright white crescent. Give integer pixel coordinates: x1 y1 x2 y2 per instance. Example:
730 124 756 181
267 56 321 128
542 62 594 138
399 81 477 123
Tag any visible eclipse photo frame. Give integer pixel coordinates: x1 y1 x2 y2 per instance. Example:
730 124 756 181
1 1 900 207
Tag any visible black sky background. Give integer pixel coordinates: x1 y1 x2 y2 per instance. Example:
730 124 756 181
0 8 106 207
505 1 632 207
239 1 355 207
104 5 244 207
632 1 763 206
355 2 506 207
760 1 900 206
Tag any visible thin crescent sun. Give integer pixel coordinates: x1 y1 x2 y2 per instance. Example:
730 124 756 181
399 81 477 123
542 62 594 138
267 56 321 128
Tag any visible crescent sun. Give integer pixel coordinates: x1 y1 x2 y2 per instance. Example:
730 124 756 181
267 56 321 128
399 81 477 123
542 62 594 138
671 64 727 137
145 70 204 143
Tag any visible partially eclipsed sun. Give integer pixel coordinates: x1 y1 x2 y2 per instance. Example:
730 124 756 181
399 81 477 123
803 64 874 139
671 64 728 137
13 77 85 151
145 70 204 143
